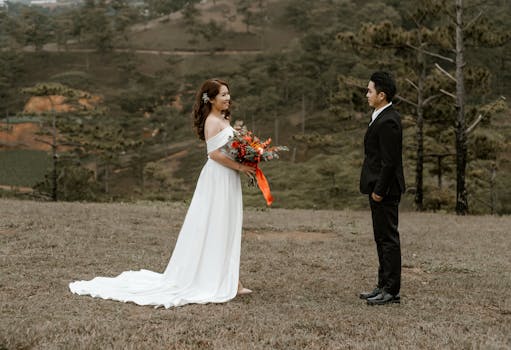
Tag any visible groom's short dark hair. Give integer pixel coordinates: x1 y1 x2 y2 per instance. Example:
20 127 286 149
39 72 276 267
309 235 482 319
370 71 396 102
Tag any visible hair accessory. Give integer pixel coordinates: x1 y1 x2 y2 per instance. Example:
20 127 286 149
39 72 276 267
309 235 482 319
202 92 210 104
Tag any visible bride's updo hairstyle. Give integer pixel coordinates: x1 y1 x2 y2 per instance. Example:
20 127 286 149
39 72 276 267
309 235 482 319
192 78 231 140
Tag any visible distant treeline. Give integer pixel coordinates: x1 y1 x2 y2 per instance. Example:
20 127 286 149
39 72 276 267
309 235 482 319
0 0 510 214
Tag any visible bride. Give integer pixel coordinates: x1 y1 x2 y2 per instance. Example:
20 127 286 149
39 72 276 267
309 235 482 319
69 78 256 308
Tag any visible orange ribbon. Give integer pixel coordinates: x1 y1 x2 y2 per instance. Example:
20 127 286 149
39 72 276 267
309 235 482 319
255 166 273 206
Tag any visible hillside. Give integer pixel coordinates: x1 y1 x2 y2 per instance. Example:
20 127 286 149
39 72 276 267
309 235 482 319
1 0 510 214
122 0 297 52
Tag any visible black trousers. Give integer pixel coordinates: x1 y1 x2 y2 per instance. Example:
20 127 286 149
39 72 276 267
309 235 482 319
369 195 401 295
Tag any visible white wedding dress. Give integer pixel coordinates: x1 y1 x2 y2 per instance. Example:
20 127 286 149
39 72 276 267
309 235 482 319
69 126 242 308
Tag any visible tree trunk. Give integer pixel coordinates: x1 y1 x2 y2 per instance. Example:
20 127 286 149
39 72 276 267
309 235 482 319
251 112 255 134
274 117 279 145
415 48 425 211
455 0 468 215
437 156 443 189
51 112 58 202
301 94 305 134
490 165 496 215
140 161 145 190
245 13 250 34
104 162 109 194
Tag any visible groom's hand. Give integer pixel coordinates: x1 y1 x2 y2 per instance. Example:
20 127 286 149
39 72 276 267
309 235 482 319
371 192 383 202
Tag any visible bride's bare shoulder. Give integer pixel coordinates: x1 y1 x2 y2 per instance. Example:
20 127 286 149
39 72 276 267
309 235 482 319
204 116 227 140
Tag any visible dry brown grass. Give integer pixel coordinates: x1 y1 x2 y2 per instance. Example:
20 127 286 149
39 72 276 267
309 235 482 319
1 199 510 349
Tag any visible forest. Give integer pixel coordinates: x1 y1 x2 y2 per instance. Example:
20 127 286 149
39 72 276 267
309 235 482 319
1 0 510 214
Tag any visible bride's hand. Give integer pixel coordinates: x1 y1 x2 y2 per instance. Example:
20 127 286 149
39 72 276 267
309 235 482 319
238 163 256 177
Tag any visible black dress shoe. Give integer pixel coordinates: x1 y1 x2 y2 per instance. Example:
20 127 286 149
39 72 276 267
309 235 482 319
359 287 382 300
366 291 400 305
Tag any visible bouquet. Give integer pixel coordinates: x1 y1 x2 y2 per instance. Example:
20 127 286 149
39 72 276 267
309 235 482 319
227 126 288 206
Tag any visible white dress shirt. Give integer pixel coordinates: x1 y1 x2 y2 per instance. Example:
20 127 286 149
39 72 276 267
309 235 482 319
369 102 392 126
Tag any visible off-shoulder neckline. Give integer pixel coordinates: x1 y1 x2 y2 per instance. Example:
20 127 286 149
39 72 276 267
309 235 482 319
205 126 233 142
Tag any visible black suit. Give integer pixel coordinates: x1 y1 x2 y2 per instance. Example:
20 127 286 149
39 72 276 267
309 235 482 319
360 105 405 296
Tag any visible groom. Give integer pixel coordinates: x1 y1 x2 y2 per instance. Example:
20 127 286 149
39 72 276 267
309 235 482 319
359 71 405 305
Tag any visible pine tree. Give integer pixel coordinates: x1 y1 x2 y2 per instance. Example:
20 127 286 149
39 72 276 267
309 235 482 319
21 83 86 201
430 0 510 214
336 0 448 211
336 0 510 214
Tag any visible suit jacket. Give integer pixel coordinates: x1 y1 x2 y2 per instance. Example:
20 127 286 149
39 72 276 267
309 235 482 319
360 105 406 196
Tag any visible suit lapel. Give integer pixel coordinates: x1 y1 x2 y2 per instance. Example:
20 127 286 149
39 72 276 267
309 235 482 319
364 105 394 144
369 105 393 130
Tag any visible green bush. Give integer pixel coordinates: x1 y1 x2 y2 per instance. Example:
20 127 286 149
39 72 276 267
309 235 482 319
34 165 100 201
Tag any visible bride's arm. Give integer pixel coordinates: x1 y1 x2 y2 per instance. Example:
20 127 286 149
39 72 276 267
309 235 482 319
209 150 255 176
205 117 255 176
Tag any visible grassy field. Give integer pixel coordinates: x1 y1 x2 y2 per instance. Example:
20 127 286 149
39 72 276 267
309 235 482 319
1 199 510 349
0 150 50 187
